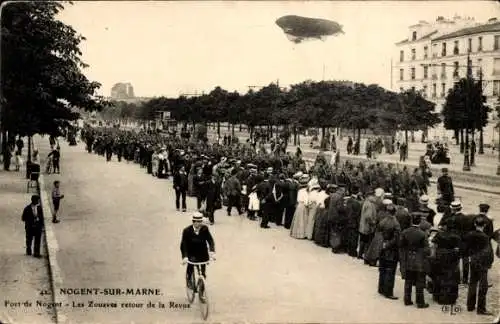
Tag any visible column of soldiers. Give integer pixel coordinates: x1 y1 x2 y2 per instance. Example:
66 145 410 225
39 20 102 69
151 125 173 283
80 124 496 315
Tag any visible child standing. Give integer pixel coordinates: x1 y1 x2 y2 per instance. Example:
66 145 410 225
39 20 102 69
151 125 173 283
52 181 64 223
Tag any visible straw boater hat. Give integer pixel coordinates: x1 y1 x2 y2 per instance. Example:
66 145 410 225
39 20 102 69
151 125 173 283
450 200 462 210
293 171 303 179
375 188 385 198
299 174 310 185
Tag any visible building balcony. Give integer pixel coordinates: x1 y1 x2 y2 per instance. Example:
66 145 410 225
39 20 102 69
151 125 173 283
432 53 438 58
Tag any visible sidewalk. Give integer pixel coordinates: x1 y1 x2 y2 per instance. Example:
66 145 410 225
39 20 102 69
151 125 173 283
0 165 55 323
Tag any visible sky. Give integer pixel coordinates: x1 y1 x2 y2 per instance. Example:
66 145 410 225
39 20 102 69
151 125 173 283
56 1 499 98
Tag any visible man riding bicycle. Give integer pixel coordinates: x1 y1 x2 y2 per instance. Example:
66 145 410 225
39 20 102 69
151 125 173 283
181 212 215 287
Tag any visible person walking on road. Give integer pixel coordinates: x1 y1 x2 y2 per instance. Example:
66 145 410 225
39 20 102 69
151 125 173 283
205 174 222 225
437 168 454 211
51 180 64 223
21 195 44 258
47 146 61 174
399 213 430 309
173 165 188 212
223 169 242 216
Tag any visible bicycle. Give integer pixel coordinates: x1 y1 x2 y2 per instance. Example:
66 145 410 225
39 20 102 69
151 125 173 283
185 260 210 320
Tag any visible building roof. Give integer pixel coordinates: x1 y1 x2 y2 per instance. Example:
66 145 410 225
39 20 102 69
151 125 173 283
395 30 438 45
432 21 500 41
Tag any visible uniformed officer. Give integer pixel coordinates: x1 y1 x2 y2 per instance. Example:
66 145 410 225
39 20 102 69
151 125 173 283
416 195 436 226
463 217 494 315
437 168 454 208
399 213 431 308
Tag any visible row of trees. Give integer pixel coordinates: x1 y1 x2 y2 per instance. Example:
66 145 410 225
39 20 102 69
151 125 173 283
105 81 441 147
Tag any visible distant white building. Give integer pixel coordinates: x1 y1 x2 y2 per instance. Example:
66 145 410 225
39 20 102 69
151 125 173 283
393 16 500 144
111 82 135 99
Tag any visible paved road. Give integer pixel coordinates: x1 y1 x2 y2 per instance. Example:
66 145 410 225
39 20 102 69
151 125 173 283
38 138 499 323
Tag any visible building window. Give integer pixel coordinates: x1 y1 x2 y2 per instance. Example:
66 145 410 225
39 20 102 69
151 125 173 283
399 69 404 80
478 36 483 51
494 58 500 75
441 63 446 79
495 35 499 50
468 38 472 52
423 66 428 79
399 87 404 93
441 83 446 97
400 50 404 62
412 31 417 41
432 84 437 98
411 48 416 60
493 81 500 96
423 46 428 59
453 41 459 55
477 58 483 77
442 42 447 56
453 61 459 78
432 44 438 58
411 67 415 80
422 85 428 98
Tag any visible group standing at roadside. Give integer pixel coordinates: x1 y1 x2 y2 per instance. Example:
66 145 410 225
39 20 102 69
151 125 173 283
80 124 498 315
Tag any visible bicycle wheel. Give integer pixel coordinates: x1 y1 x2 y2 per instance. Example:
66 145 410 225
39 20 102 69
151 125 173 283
186 273 195 303
197 278 209 320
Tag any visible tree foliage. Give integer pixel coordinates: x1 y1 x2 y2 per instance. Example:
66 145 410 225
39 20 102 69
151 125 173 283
1 1 108 136
442 77 490 131
101 81 441 136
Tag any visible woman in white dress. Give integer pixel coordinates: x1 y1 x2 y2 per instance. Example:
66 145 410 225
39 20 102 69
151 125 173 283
305 177 321 240
290 174 311 239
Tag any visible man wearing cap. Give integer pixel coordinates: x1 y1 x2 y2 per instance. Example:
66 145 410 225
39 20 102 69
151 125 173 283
22 195 44 258
399 213 431 308
416 195 436 226
223 169 243 216
181 212 216 285
463 217 494 315
437 168 454 207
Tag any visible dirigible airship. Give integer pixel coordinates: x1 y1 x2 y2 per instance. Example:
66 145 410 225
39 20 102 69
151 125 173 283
275 15 344 44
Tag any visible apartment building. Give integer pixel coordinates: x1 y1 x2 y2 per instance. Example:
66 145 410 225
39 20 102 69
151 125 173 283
393 16 500 143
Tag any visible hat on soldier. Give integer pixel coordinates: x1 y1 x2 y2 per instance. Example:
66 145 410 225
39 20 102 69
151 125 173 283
267 167 274 173
419 195 430 205
384 192 393 198
375 188 385 198
450 200 462 209
327 183 338 189
247 163 257 169
479 203 490 213
382 199 393 205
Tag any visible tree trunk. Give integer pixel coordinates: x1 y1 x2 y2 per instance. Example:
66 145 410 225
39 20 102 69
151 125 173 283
231 124 235 137
404 130 409 145
217 121 221 138
479 128 484 154
321 127 326 141
227 122 230 131
239 124 242 132
460 129 464 153
471 130 476 166
25 135 32 179
454 129 459 145
411 131 415 143
293 126 297 146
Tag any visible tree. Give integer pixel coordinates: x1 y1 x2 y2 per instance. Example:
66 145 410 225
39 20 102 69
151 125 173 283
396 89 440 144
1 2 107 164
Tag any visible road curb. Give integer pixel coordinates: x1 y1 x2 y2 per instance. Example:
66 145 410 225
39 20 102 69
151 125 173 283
38 163 68 324
302 157 500 195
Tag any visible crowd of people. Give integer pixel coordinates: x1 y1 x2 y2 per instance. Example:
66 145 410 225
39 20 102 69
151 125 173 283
79 124 498 316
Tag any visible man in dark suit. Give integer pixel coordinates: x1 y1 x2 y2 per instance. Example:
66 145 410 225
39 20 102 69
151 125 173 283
464 217 494 315
205 175 222 225
22 195 44 258
399 214 430 308
180 212 215 285
173 165 188 212
437 168 454 207
283 174 299 229
257 174 272 229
